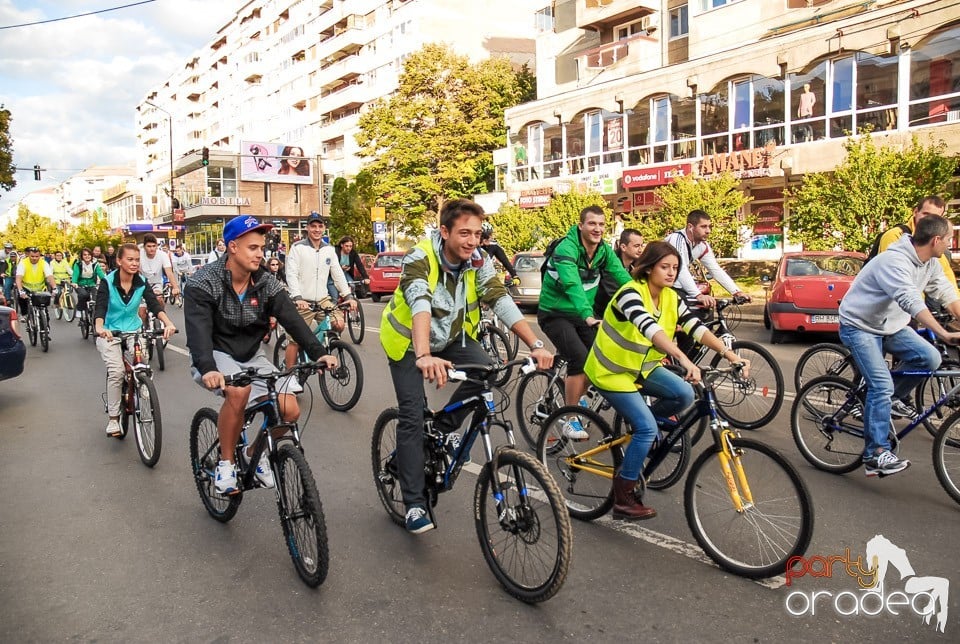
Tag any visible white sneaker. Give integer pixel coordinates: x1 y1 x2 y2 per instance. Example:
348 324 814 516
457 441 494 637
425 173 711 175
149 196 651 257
277 374 304 395
105 418 122 437
214 460 239 495
561 417 589 440
247 446 275 488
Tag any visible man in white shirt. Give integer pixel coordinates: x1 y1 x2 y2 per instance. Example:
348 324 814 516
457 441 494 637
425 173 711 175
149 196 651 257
169 244 194 291
139 235 178 318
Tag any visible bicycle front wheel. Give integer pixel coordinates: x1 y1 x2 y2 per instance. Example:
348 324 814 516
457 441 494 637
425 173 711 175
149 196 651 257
189 407 242 522
275 443 329 587
371 407 405 526
475 448 572 603
915 360 960 438
790 376 864 474
39 309 49 352
62 289 76 322
685 437 814 579
319 339 363 411
132 374 162 467
26 311 38 346
515 370 565 449
932 409 960 505
794 342 854 392
348 302 365 344
53 292 63 319
709 340 783 429
537 406 618 521
80 313 91 340
481 325 512 387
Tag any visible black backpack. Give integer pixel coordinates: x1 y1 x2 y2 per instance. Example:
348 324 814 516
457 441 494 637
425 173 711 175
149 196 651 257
864 223 910 264
540 237 564 276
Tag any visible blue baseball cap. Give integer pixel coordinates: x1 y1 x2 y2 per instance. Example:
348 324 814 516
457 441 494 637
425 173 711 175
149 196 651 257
223 214 273 244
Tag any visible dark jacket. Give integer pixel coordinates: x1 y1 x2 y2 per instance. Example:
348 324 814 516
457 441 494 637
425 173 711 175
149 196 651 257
334 247 369 281
482 242 516 277
184 255 325 375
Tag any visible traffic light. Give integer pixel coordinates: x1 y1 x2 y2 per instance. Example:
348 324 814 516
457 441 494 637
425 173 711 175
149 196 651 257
33 164 41 181
201 147 209 166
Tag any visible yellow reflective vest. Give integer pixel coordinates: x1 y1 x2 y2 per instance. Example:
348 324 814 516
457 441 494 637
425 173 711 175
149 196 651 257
380 238 480 361
20 260 48 291
584 280 679 392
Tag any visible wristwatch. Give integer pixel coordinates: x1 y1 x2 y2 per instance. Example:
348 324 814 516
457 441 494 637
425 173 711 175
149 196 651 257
530 340 545 350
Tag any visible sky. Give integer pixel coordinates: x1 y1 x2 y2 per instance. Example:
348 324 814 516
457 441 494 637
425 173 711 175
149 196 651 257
0 0 242 208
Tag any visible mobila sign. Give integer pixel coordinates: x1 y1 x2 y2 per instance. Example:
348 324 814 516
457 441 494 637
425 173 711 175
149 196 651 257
200 197 253 206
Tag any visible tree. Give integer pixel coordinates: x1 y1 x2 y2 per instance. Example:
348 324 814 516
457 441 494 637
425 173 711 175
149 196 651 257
786 133 957 251
490 190 611 254
328 171 378 252
3 205 68 251
355 44 529 238
69 209 121 253
0 105 15 195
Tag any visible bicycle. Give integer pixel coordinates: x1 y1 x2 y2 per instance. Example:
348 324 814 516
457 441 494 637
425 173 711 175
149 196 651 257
20 288 53 352
272 300 363 411
372 357 573 603
537 365 814 580
54 281 76 322
477 316 513 387
104 329 167 467
145 310 167 371
163 279 184 309
76 287 97 341
189 361 330 587
345 282 365 345
482 301 518 361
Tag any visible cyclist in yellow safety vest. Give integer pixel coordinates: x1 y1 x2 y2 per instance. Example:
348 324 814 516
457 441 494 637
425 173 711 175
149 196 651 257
50 251 72 285
15 246 59 316
583 241 749 521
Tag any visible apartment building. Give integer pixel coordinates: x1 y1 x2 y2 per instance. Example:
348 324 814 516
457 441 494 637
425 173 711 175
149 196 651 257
501 0 960 257
136 0 541 253
55 164 139 225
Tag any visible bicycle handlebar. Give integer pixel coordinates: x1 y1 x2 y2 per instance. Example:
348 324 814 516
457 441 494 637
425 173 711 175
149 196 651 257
447 356 537 382
223 360 327 387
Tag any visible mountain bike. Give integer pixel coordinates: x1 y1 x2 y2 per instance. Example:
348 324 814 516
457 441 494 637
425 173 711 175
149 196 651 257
76 288 97 341
54 281 76 322
537 365 813 580
273 300 363 411
162 280 183 308
189 361 330 587
372 358 572 603
20 289 53 352
346 282 365 345
477 317 513 387
482 303 518 360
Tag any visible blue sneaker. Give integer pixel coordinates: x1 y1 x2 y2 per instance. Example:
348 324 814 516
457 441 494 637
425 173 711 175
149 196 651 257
405 505 435 534
562 417 589 440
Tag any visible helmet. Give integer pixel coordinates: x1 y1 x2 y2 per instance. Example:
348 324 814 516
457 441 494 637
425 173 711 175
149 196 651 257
480 221 493 240
3 242 12 250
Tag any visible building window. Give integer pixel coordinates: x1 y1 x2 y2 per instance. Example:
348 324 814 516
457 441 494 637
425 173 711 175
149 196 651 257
294 184 301 204
534 5 554 32
908 24 960 128
698 0 743 10
264 182 270 203
670 5 688 39
616 19 647 41
207 167 237 199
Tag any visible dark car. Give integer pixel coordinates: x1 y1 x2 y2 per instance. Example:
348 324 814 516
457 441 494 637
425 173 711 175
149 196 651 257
368 251 405 302
763 251 865 343
0 305 26 381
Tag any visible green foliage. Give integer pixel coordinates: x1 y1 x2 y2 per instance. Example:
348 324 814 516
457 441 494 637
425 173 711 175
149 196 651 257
516 63 537 104
69 209 121 253
3 204 68 252
490 190 611 254
642 171 753 257
355 43 530 238
328 171 378 253
787 133 957 251
0 105 15 194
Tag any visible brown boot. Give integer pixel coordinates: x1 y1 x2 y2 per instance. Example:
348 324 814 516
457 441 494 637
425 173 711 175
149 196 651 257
612 476 656 520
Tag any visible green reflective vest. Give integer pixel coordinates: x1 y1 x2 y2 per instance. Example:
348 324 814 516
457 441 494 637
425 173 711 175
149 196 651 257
584 281 679 392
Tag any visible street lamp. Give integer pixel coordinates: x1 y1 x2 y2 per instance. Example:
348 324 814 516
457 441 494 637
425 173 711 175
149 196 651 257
144 100 175 223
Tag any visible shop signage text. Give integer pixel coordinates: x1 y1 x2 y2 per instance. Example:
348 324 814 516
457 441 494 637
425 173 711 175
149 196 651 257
200 197 252 206
699 143 776 177
519 187 553 209
622 163 691 189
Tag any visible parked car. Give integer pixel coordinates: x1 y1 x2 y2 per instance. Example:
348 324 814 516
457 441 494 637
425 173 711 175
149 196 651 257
368 251 405 302
0 305 26 382
508 252 544 310
360 253 376 272
763 251 865 344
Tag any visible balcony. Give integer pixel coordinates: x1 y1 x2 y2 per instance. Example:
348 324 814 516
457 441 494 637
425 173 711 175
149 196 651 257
316 111 361 142
577 0 658 30
575 33 656 71
315 25 368 65
319 81 375 114
317 54 365 91
243 58 265 82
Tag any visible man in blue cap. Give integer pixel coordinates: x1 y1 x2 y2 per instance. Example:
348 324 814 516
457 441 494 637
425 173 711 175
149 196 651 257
185 214 337 495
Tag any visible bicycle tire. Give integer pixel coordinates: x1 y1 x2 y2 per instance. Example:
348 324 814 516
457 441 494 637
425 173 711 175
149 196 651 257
371 407 406 526
915 360 960 438
348 302 365 344
494 316 519 361
26 310 38 346
515 370 566 449
117 378 129 440
536 405 618 521
39 308 49 352
474 448 572 603
481 325 512 387
133 374 162 467
685 437 813 579
319 339 363 411
80 313 90 340
614 413 692 491
708 340 783 430
790 376 865 474
54 293 62 319
155 335 165 371
189 407 242 522
794 342 854 392
62 289 76 323
932 409 960 505
272 333 287 369
275 443 330 587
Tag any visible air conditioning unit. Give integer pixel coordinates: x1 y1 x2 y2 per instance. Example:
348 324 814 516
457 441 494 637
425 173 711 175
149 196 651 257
641 13 660 34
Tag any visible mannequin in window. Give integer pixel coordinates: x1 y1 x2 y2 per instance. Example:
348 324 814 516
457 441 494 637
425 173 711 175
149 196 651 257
797 83 816 142
514 141 528 180
569 138 584 174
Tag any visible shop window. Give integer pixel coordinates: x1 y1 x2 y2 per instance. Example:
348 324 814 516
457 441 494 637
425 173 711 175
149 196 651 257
790 60 828 143
603 110 625 165
543 122 563 178
528 123 544 178
652 97 670 163
566 113 587 174
856 52 898 131
672 97 696 159
700 84 729 155
626 100 651 166
909 25 960 127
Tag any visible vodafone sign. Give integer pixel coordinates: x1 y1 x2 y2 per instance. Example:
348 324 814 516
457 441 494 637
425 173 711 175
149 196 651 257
621 163 692 189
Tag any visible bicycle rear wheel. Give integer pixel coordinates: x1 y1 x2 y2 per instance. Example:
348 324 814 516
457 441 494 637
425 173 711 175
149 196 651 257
133 374 162 467
39 308 49 352
275 443 329 587
371 408 405 526
475 448 572 603
348 302 365 344
709 340 783 430
685 437 814 579
481 325 512 387
794 343 854 392
933 409 960 505
319 339 363 411
189 407 242 522
915 361 960 438
790 376 865 474
62 289 76 323
614 413 691 491
515 370 565 449
537 406 618 521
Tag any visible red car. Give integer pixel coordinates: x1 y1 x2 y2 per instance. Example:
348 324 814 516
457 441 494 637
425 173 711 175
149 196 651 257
368 251 405 302
763 251 865 344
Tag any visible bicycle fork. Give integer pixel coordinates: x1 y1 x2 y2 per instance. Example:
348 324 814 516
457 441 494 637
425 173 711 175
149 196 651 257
716 427 754 512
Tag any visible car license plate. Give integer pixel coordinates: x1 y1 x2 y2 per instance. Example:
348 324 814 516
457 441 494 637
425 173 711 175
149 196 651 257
386 272 401 278
811 314 839 324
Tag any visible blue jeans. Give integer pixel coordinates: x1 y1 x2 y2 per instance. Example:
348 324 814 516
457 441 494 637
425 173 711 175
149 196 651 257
839 323 941 458
598 367 695 481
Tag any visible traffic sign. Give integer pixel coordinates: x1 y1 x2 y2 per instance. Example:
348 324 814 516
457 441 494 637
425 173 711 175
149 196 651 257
374 239 386 253
373 221 387 235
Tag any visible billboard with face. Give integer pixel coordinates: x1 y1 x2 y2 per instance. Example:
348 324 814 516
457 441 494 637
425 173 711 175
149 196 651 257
240 140 313 185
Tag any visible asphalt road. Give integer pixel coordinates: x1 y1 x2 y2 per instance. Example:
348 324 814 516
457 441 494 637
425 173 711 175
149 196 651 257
1 303 957 643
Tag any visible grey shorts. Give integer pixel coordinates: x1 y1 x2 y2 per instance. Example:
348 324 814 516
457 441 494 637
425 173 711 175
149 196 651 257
192 349 296 402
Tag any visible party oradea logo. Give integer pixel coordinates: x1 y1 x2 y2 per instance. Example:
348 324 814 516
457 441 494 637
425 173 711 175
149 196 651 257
784 534 949 633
